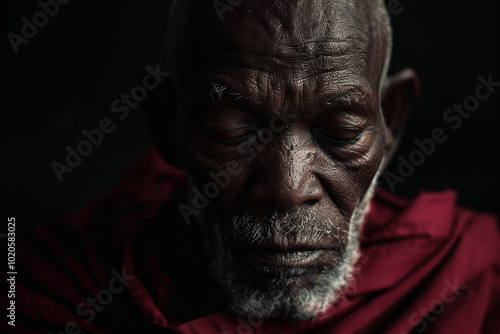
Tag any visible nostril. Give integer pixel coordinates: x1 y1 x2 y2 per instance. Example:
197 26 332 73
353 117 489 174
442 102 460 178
304 199 318 206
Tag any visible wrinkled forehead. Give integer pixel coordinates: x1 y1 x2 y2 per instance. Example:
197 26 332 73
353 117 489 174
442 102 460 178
175 0 387 95
214 0 372 50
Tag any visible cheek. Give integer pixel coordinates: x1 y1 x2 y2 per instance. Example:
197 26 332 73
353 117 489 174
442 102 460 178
182 136 255 203
317 132 385 218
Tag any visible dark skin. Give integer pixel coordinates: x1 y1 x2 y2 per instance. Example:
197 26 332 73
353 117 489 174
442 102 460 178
146 0 419 319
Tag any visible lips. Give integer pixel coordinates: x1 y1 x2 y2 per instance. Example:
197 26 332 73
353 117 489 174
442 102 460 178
233 234 345 268
246 248 326 267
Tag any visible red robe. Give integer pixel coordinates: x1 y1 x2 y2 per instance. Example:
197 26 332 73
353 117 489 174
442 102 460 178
2 148 499 334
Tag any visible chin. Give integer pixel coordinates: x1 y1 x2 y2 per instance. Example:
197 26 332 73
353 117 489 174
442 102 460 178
226 250 355 321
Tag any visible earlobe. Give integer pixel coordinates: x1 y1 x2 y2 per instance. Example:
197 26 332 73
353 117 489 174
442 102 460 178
381 68 420 161
141 74 184 168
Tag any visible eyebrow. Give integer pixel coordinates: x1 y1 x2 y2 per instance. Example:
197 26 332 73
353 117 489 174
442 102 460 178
324 88 376 111
209 82 256 103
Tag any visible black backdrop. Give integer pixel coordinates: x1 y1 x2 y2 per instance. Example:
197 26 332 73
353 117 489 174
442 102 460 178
1 0 499 238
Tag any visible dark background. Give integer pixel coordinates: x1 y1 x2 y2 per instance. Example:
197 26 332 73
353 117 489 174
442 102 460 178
1 0 499 238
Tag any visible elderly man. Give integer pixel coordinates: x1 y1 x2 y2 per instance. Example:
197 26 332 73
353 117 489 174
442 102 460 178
3 0 499 333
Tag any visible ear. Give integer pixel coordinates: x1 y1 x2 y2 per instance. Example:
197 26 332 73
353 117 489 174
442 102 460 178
141 74 183 168
381 68 420 168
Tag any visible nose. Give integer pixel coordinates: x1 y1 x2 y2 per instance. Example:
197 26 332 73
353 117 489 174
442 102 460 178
250 145 323 211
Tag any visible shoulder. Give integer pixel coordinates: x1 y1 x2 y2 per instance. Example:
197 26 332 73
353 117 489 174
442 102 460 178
365 188 499 250
358 188 499 333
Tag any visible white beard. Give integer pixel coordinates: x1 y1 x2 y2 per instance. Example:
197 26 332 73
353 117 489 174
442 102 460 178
201 173 379 322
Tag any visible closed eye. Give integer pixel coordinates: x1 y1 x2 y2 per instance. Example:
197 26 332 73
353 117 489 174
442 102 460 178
205 127 259 146
312 128 364 147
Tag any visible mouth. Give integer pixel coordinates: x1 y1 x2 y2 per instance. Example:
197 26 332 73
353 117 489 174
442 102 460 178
244 248 336 268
